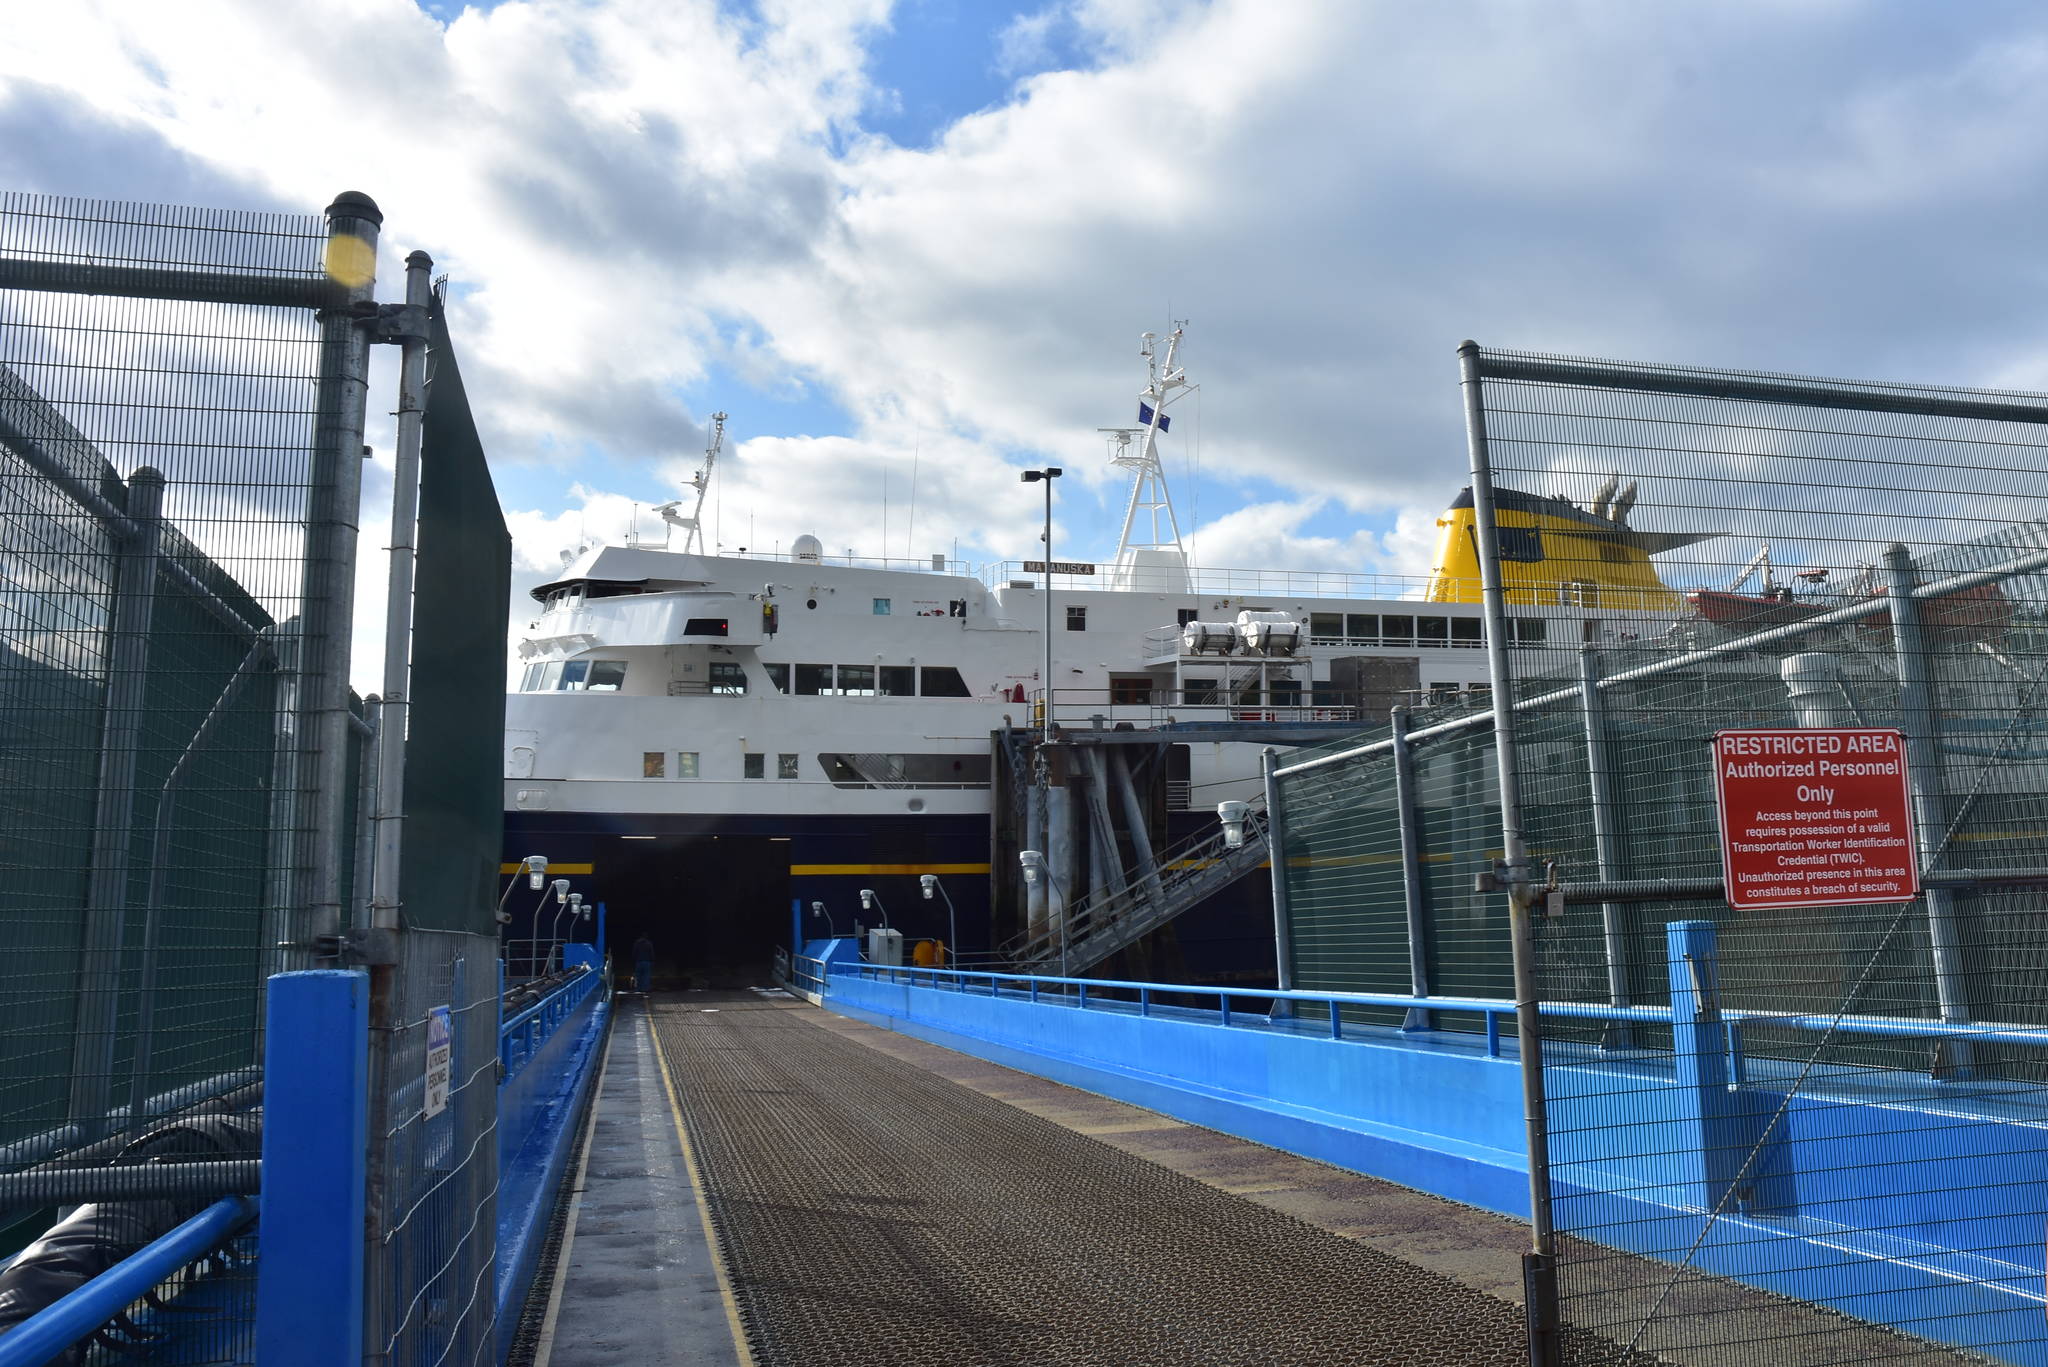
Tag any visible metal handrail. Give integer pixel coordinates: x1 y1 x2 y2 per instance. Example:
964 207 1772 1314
500 963 602 1084
0 1195 256 1367
1003 805 1270 968
837 961 2048 1060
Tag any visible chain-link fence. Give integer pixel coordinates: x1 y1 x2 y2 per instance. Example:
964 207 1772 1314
1275 345 2048 1365
0 195 348 1274
0 191 509 1367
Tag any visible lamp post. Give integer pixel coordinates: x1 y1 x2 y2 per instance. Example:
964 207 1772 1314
497 854 548 929
920 874 957 963
811 900 839 938
858 887 890 928
1020 467 1062 741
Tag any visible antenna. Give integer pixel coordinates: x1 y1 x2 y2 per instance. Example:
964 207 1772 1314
673 412 727 555
1108 321 1190 562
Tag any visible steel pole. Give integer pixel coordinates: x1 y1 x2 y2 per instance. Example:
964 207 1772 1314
1459 340 1560 1367
369 250 433 931
1042 475 1055 742
1882 545 1972 1038
300 192 380 956
1577 646 1633 1047
68 466 164 1134
1390 706 1433 1031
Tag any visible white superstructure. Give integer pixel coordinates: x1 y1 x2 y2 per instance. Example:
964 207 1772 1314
502 543 1512 823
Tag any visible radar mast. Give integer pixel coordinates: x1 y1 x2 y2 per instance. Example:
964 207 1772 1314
1101 323 1191 591
658 413 727 553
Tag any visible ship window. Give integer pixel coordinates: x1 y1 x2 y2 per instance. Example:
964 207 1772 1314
778 753 799 779
1451 617 1483 645
676 751 699 778
586 660 628 691
837 664 875 696
1309 613 1343 640
794 663 832 695
709 661 747 694
818 753 993 789
1177 609 1199 627
1066 605 1087 631
557 659 589 690
1183 677 1219 703
520 663 545 691
1564 581 1599 608
682 617 729 637
642 752 665 778
744 753 765 779
919 666 971 697
1418 616 1450 645
1345 614 1377 641
1513 617 1548 644
1380 615 1414 645
764 663 790 694
1109 675 1152 705
535 662 563 691
873 598 891 615
1271 678 1303 704
879 665 915 697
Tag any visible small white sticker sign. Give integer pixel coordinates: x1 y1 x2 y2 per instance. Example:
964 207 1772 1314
423 1004 452 1118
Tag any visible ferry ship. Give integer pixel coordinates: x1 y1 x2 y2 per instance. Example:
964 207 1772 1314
500 329 1694 983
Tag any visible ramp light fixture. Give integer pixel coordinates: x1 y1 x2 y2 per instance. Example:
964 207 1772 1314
811 900 840 938
1217 801 1250 850
858 887 891 927
920 874 957 961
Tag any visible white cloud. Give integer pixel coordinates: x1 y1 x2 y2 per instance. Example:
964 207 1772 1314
14 0 2048 692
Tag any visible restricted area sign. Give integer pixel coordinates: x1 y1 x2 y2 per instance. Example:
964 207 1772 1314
1712 727 1919 911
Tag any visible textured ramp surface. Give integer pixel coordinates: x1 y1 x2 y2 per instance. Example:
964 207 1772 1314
652 993 1547 1367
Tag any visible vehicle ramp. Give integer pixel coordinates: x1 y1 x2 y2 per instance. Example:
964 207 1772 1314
640 991 1599 1367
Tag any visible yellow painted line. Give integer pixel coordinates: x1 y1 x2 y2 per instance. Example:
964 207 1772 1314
650 1010 757 1367
502 862 594 875
789 862 990 876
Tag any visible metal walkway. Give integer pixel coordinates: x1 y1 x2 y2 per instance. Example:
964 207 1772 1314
529 994 1976 1366
643 991 1542 1366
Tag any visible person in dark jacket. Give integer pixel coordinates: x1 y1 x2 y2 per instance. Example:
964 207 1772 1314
632 934 655 992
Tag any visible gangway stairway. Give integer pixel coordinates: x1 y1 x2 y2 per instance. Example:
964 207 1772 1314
1003 803 1269 974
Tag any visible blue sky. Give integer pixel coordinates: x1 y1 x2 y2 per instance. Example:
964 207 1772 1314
15 0 2048 686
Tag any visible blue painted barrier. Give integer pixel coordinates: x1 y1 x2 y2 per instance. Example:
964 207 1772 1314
492 950 609 1362
258 970 369 1367
815 947 2048 1364
0 1197 256 1367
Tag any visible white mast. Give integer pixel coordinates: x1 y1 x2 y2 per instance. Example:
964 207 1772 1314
1102 323 1191 591
658 412 727 553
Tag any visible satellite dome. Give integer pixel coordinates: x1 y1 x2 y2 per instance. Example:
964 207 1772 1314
792 533 824 563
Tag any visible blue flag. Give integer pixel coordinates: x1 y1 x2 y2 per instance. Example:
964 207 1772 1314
1138 401 1171 432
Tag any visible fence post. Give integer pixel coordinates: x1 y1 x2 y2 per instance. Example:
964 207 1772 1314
68 466 164 1134
1390 706 1433 1031
1664 920 1753 1213
297 192 380 957
257 969 368 1366
1577 646 1634 1048
1262 746 1295 1016
1881 545 1972 1064
1458 340 1560 1367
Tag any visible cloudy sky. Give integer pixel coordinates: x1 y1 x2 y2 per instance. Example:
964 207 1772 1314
8 0 2048 687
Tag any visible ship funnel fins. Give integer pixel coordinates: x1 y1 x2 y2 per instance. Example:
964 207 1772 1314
1611 480 1638 526
1589 473 1620 520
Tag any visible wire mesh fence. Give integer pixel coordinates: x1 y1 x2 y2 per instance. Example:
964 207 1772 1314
1276 345 2048 1365
366 929 501 1367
